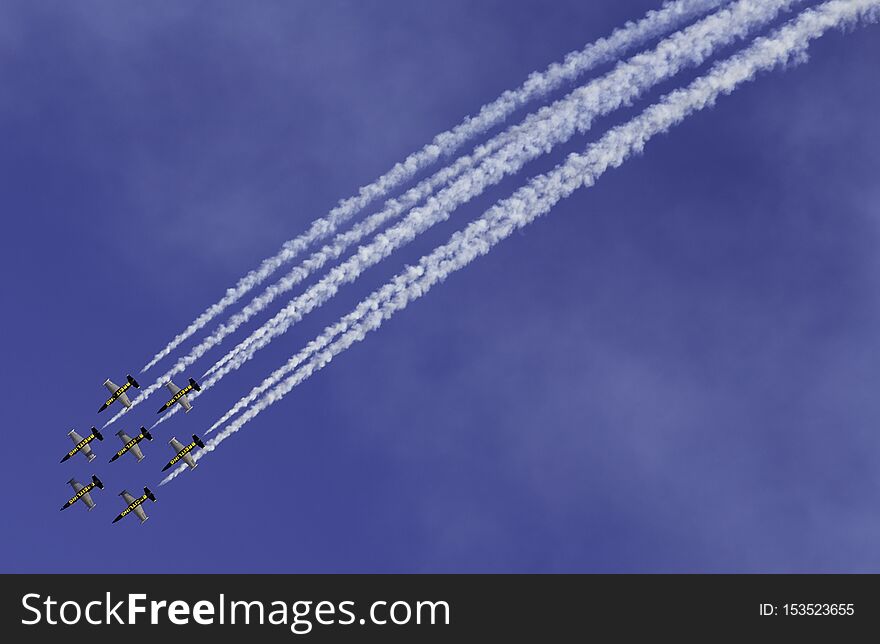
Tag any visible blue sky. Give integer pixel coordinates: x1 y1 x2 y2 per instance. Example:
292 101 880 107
1 1 879 572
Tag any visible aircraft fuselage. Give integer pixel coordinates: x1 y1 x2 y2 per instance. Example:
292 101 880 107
166 441 197 469
114 494 147 522
103 380 131 408
61 433 98 462
169 384 194 406
61 481 98 509
112 432 148 461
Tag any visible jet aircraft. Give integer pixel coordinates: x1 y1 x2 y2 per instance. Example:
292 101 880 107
60 475 104 511
157 378 201 415
161 434 205 472
109 427 153 463
61 427 103 463
111 487 156 524
98 375 140 413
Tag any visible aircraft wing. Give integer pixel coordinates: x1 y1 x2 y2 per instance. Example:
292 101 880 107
80 443 95 462
165 381 181 396
118 431 132 444
133 505 148 523
104 379 120 393
177 395 193 413
80 491 96 510
118 392 132 408
69 479 83 493
121 490 136 505
69 430 84 444
169 438 185 453
182 452 197 469
130 442 145 462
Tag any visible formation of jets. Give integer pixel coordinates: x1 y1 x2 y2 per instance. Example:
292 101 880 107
59 373 204 524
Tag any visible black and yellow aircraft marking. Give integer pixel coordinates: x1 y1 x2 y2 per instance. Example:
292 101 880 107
162 435 205 472
60 428 103 463
60 476 103 510
112 487 156 524
109 427 153 463
157 378 201 414
98 375 140 413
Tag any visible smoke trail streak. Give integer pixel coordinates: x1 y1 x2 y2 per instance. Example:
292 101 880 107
102 404 129 429
150 397 186 428
160 0 880 484
141 0 725 374
195 0 799 384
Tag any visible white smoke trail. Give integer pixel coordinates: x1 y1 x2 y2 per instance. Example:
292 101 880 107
152 2 738 381
102 404 129 429
196 0 800 384
118 1 744 432
149 395 189 429
106 0 795 431
141 0 726 374
160 0 880 484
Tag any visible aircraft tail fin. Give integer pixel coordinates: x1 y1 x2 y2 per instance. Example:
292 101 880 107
144 487 156 502
189 378 201 392
141 427 153 441
127 375 140 388
193 434 205 449
92 475 104 489
92 427 104 441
